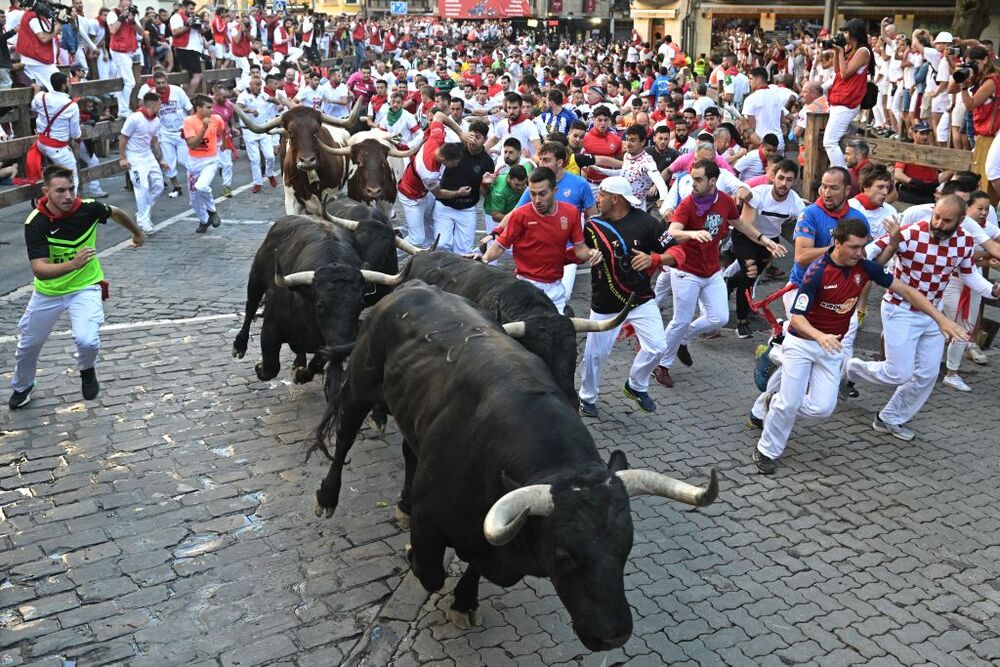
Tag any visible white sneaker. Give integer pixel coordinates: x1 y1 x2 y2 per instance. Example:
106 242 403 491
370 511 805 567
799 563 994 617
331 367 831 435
965 343 987 365
872 414 915 442
138 220 154 233
168 187 181 198
942 374 972 392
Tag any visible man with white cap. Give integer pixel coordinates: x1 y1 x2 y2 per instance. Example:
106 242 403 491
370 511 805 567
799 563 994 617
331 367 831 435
931 32 955 145
578 175 670 417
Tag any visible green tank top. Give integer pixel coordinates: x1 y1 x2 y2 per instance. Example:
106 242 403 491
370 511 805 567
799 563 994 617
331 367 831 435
28 207 105 296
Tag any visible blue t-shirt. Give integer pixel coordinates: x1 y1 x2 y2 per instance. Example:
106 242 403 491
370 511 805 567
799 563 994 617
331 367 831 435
652 76 671 99
540 108 579 136
789 204 871 286
518 171 596 213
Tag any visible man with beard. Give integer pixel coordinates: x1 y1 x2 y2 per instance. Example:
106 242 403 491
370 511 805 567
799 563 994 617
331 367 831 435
651 160 784 388
668 116 697 154
138 71 193 198
747 217 966 474
733 159 804 339
847 196 1000 441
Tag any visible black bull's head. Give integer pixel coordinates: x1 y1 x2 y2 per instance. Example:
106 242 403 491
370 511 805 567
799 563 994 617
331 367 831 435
484 453 718 651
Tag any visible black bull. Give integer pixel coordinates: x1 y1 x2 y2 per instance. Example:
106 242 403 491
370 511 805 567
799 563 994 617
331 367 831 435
312 283 717 652
367 251 633 405
230 213 409 394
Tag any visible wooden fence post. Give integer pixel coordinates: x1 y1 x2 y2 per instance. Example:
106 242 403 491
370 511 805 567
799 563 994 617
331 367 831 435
802 112 829 201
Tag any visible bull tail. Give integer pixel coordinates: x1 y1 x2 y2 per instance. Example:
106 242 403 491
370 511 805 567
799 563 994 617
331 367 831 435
318 343 355 363
307 409 337 462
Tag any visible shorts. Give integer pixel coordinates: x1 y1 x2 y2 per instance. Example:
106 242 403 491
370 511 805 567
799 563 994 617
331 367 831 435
175 48 203 74
931 90 951 114
950 94 967 128
901 88 912 112
212 42 227 60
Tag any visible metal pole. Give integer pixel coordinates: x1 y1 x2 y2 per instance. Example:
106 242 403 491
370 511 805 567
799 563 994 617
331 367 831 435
823 0 836 31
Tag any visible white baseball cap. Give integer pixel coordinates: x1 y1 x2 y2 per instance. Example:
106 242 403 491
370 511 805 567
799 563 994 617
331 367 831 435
933 32 953 44
599 176 641 207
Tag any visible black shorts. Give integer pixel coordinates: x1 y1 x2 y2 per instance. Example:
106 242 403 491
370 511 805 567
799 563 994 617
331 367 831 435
175 48 203 74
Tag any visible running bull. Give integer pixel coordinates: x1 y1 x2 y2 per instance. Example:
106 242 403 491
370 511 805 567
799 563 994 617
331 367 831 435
362 251 632 405
312 283 717 651
231 214 419 394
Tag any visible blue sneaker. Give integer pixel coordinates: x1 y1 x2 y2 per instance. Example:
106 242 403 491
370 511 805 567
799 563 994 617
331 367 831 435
622 382 656 412
579 400 598 418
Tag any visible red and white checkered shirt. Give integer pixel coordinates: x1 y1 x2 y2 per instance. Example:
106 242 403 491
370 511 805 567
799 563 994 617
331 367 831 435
873 220 976 308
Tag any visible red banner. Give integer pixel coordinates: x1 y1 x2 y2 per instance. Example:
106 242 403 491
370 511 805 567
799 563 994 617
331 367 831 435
582 0 596 13
549 0 562 13
438 0 531 19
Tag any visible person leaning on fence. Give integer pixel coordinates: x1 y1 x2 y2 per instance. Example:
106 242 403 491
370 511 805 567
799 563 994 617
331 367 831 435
170 0 205 97
823 19 873 169
8 165 144 411
29 73 82 187
950 45 1000 199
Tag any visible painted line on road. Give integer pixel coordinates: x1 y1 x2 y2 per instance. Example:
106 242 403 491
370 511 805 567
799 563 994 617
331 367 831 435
0 313 240 345
0 182 256 305
177 217 276 225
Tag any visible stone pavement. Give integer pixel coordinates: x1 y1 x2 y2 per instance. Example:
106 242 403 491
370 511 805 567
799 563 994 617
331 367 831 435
3 183 1000 666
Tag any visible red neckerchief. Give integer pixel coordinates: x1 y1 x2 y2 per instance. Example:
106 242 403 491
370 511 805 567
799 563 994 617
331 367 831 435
851 158 870 176
157 87 170 104
757 147 766 163
38 196 84 220
854 193 880 211
508 114 528 126
141 108 158 121
264 86 277 97
815 197 851 219
282 81 298 98
673 137 687 149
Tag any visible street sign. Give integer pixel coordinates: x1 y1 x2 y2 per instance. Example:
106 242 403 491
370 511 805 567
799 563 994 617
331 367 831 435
272 0 287 11
390 1 408 14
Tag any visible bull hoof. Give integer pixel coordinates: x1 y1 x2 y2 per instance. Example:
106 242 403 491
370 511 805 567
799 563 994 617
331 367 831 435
445 605 481 629
366 415 387 434
255 362 278 381
405 543 413 563
232 345 245 360
313 500 337 518
291 366 314 384
394 506 411 530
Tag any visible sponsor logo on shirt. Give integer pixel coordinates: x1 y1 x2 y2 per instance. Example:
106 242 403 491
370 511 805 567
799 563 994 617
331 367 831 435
794 293 809 310
705 214 723 237
819 297 858 315
560 216 568 230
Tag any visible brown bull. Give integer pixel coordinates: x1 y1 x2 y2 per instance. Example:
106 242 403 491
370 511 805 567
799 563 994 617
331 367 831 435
317 129 418 210
233 101 363 216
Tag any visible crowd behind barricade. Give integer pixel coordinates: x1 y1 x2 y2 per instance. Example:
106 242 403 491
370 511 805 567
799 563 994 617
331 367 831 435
8 10 1000 479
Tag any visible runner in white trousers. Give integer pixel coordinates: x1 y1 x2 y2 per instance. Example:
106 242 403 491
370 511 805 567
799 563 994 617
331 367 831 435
182 95 225 233
138 72 193 198
106 0 143 118
847 196 1000 441
119 93 169 233
236 77 279 193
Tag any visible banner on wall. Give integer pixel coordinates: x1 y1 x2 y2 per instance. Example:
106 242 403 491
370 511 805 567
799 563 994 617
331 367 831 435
438 0 531 19
549 0 562 13
582 0 596 14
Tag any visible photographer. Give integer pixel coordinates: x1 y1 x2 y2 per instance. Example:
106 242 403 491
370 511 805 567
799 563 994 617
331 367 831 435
18 0 63 91
170 0 205 97
106 0 142 118
950 45 1000 196
823 18 872 168
229 12 254 89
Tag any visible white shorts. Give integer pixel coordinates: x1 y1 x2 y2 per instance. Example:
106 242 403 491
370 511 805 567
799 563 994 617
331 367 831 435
931 91 951 114
985 135 1000 181
950 94 967 128
212 42 227 60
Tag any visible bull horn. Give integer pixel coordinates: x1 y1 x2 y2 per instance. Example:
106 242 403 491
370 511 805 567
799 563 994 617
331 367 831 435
268 128 286 136
502 321 526 338
394 235 424 255
483 484 553 546
324 214 360 231
275 271 316 288
569 294 637 333
317 138 354 157
615 468 718 507
233 104 283 135
387 137 425 159
360 269 404 286
321 99 364 128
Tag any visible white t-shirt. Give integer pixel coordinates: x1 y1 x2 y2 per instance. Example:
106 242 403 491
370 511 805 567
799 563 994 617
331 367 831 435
121 111 160 155
665 170 748 209
374 107 422 144
848 198 898 239
137 84 192 132
749 184 805 237
491 117 540 157
734 150 768 181
741 86 790 147
236 90 278 131
322 82 350 118
32 91 79 142
295 85 325 110
170 12 204 52
620 150 661 212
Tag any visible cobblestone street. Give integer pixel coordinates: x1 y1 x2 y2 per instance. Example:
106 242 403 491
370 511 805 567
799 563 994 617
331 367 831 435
3 177 1000 666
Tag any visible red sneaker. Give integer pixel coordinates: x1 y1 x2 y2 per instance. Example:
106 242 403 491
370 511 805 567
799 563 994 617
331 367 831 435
250 184 262 193
268 176 278 187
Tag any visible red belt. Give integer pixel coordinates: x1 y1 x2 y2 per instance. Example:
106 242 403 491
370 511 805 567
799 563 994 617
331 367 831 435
36 133 70 149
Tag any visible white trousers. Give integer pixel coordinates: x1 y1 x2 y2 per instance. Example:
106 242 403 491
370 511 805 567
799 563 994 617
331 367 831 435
940 276 979 371
986 131 1000 181
110 50 135 117
579 299 667 404
432 202 477 254
244 132 276 184
233 56 250 89
399 192 433 248
823 104 859 168
517 275 567 313
561 263 579 301
187 154 218 224
96 52 117 81
217 146 233 186
73 47 89 75
660 269 728 367
653 269 673 306
847 301 943 427
22 59 59 91
12 285 104 392
753 333 843 460
159 130 189 179
38 143 78 187
77 141 105 195
128 154 164 226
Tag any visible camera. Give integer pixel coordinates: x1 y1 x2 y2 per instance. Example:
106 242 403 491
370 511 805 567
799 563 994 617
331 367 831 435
948 46 964 57
31 0 72 22
188 16 203 30
953 65 975 84
128 5 139 16
820 34 847 49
